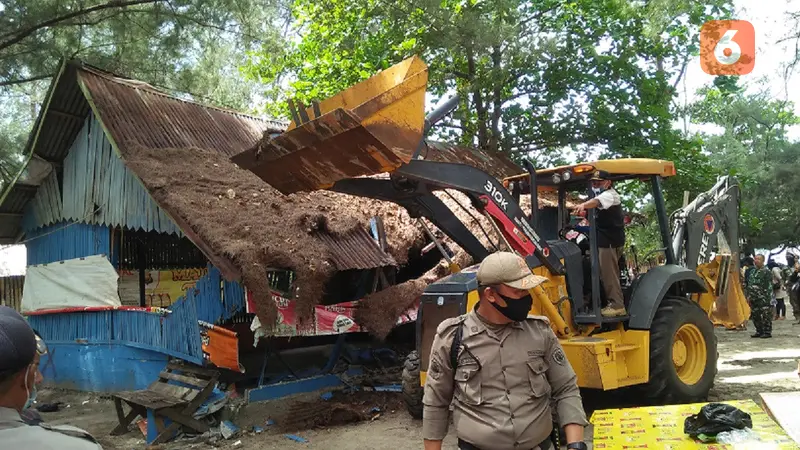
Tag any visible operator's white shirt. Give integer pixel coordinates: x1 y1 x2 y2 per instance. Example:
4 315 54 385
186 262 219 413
596 188 621 209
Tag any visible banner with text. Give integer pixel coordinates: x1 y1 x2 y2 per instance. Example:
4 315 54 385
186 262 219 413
246 290 419 337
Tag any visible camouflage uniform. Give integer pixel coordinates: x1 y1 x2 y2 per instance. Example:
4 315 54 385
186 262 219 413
747 266 773 336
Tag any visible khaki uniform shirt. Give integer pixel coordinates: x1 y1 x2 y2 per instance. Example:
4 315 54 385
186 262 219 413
0 406 103 449
422 310 588 450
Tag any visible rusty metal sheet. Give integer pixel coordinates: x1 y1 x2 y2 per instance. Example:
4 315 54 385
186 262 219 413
78 67 284 157
315 228 396 271
232 109 412 195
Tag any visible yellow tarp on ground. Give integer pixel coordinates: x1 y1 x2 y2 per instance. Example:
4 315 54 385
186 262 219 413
590 400 798 449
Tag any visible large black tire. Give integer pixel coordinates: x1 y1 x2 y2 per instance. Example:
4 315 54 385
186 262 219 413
402 351 424 419
644 296 718 404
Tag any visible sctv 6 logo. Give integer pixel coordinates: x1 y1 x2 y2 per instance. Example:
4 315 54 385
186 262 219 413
700 20 755 76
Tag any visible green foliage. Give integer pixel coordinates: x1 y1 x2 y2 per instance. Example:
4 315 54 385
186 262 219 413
243 0 732 167
0 0 286 185
626 206 664 262
688 79 800 249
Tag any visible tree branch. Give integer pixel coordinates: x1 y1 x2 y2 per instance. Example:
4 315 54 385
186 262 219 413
0 0 165 52
0 74 53 87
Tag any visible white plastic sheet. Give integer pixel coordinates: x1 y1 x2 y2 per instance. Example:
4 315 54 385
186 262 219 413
21 255 122 312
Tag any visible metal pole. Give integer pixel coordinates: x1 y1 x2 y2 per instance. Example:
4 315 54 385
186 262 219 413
424 95 461 134
653 176 677 265
523 160 538 229
418 219 453 264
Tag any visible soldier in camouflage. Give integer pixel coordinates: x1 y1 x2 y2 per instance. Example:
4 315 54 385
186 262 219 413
747 254 773 338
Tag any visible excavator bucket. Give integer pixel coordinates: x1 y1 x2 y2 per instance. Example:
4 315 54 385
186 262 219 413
232 56 429 195
710 262 751 329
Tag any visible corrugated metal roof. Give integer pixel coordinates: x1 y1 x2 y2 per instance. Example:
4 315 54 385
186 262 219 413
425 141 522 180
316 228 397 270
79 67 284 156
0 184 37 214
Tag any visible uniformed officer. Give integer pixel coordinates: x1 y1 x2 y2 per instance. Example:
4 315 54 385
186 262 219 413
0 306 103 449
747 254 773 338
422 252 588 450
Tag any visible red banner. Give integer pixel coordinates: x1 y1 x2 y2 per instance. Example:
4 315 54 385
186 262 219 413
246 290 420 337
315 302 362 335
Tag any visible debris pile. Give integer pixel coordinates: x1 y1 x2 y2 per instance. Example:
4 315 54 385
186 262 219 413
278 391 404 431
120 146 421 327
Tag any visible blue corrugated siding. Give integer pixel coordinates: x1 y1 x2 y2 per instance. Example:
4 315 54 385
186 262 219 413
185 265 246 324
26 263 243 365
29 294 203 363
25 170 62 229
24 112 182 236
26 221 111 265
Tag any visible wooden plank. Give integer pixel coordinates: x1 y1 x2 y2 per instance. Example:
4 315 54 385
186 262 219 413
149 382 197 402
166 362 219 378
114 391 182 410
158 371 206 389
158 407 210 433
760 392 800 445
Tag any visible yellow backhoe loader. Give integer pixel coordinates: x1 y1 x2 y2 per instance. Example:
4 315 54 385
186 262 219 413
231 56 750 416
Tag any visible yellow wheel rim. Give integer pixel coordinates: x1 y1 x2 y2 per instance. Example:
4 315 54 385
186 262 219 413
672 324 707 385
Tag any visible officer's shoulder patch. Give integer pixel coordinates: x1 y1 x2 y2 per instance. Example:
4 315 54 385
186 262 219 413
552 347 567 366
525 314 550 325
436 314 467 336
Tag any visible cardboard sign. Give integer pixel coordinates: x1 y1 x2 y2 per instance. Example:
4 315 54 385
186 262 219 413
591 400 795 449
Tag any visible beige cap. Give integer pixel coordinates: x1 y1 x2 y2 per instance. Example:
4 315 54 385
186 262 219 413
476 252 548 290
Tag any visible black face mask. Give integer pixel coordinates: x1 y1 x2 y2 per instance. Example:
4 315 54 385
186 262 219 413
490 291 533 322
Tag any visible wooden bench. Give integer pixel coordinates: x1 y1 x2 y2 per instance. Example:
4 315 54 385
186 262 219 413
110 361 220 445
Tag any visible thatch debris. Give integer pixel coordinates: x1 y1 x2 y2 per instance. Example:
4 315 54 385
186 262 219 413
119 145 421 329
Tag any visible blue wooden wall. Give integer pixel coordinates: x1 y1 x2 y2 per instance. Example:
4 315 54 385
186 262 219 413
29 295 204 364
25 221 111 266
23 112 181 236
28 264 247 375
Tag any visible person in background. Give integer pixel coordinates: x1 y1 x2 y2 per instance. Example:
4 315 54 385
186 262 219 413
0 306 103 449
747 255 773 338
768 260 787 320
784 253 800 325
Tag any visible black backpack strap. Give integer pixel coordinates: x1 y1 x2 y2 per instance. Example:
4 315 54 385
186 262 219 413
449 322 463 373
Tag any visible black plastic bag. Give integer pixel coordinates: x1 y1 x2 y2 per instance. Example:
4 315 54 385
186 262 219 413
684 403 753 438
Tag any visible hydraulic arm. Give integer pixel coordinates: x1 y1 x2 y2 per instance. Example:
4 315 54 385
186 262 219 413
331 159 566 275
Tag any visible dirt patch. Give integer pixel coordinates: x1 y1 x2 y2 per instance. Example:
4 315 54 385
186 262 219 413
278 391 405 432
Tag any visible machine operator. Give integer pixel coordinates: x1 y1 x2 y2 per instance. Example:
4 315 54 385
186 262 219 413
422 252 588 450
571 170 627 318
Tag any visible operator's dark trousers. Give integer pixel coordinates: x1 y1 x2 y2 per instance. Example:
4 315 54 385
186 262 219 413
775 297 786 318
599 246 625 310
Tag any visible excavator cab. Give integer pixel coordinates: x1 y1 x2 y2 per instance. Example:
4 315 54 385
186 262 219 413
502 160 679 326
231 56 751 418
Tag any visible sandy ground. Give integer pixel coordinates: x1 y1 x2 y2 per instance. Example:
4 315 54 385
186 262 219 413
30 317 800 450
